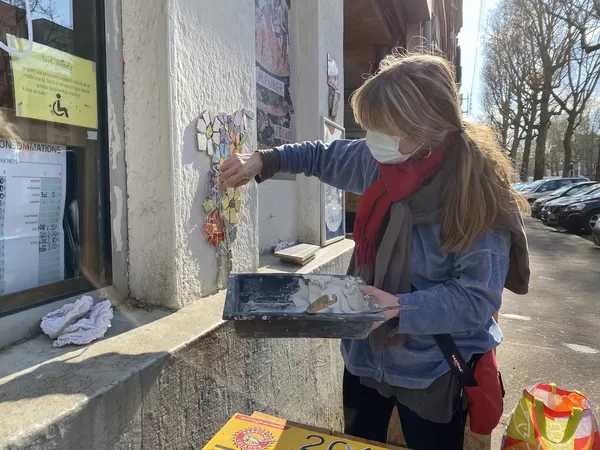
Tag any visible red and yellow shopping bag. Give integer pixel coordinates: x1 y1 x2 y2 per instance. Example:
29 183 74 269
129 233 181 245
502 384 600 450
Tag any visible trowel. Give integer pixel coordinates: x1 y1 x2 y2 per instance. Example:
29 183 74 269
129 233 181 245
304 293 418 314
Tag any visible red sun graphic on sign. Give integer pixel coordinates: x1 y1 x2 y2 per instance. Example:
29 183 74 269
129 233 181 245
233 428 275 450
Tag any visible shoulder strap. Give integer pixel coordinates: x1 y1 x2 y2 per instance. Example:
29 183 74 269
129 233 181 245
433 334 478 387
408 285 478 388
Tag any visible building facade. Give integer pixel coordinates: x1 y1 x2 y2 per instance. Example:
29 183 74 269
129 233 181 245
0 0 461 448
343 0 464 233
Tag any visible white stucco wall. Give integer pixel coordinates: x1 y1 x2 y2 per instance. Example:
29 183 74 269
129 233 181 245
258 181 298 252
123 0 258 308
123 0 176 307
168 0 258 302
295 0 345 245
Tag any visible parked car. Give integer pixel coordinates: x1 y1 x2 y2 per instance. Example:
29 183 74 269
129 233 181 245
531 182 597 219
541 185 600 224
512 182 529 191
520 177 589 203
593 219 600 247
543 190 600 233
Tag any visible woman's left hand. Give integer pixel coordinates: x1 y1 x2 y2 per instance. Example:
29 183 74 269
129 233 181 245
359 285 402 328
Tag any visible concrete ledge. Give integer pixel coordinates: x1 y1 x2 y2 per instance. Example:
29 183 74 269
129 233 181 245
259 238 355 274
0 241 353 449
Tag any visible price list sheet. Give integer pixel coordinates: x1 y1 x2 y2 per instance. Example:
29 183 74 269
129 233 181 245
0 139 66 296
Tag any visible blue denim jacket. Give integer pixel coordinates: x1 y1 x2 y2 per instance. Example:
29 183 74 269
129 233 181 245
273 139 509 389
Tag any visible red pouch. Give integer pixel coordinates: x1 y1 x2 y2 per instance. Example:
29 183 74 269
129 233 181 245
435 335 505 435
465 349 505 434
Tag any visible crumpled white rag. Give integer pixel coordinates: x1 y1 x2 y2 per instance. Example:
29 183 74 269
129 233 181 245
53 300 113 348
40 295 94 339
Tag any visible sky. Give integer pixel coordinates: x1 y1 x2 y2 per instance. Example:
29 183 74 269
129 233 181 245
458 0 499 119
1 0 73 29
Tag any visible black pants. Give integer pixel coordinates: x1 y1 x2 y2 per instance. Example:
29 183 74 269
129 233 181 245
343 369 466 450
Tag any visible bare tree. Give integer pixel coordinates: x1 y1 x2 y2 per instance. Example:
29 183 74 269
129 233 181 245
482 0 541 176
550 1 600 176
481 60 512 151
516 0 572 180
482 0 527 161
546 119 567 175
596 137 600 180
520 94 540 181
555 0 600 53
13 0 66 49
578 99 600 177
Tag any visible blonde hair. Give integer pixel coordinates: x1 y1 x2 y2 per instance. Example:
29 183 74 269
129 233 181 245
351 51 528 253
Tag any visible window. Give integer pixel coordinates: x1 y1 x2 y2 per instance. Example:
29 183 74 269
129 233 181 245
574 185 599 197
557 179 574 188
0 0 110 315
524 180 543 192
567 184 589 195
539 181 557 192
552 185 574 196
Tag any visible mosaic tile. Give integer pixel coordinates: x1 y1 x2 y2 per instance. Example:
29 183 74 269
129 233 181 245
203 198 217 214
216 241 228 256
197 109 253 274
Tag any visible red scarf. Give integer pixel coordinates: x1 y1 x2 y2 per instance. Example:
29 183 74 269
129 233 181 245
353 134 454 268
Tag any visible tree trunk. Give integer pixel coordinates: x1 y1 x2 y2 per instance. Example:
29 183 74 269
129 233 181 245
509 116 522 163
502 115 510 152
521 133 533 182
596 138 600 181
534 92 551 180
562 120 575 178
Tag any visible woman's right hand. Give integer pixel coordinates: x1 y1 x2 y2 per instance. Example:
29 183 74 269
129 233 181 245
219 152 263 190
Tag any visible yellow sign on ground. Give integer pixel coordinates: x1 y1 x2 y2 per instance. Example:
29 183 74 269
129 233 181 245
203 413 402 450
9 35 98 129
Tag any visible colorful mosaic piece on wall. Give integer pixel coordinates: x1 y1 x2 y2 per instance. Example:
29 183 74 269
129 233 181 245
196 109 254 269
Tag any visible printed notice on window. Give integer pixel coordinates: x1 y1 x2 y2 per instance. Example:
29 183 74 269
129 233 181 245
8 34 98 129
0 139 66 296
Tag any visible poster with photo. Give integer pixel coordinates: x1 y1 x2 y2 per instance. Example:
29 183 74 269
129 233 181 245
320 118 345 246
255 0 293 149
327 54 339 89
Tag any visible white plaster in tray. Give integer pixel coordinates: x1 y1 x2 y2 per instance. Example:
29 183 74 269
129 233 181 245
289 275 369 314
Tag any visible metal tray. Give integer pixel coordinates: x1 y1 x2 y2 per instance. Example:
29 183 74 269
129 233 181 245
222 273 385 339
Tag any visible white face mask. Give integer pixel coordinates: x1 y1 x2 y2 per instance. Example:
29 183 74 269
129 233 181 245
365 131 409 164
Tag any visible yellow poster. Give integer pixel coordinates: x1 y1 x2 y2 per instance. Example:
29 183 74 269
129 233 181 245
9 35 98 129
203 413 396 450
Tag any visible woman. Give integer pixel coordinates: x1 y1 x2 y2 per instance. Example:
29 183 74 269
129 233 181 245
219 52 530 449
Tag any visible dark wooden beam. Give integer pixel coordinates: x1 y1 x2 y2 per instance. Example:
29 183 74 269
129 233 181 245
392 0 408 41
370 0 393 42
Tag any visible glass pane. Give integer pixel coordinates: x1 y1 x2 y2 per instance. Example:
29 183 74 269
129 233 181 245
552 185 572 195
526 180 544 191
0 0 110 315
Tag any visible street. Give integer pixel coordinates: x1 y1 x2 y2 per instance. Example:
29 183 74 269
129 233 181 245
492 218 600 446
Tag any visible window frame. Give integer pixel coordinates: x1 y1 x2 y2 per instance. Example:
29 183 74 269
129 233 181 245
0 0 113 317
